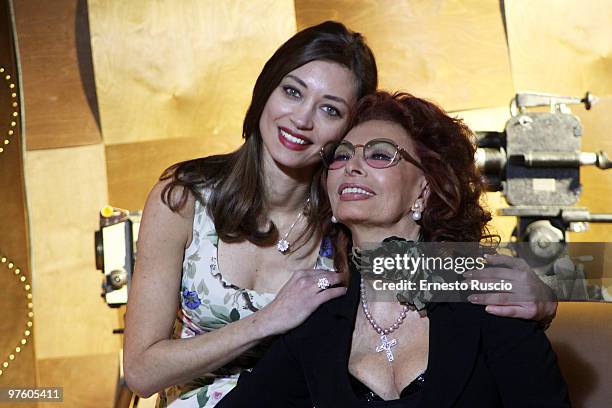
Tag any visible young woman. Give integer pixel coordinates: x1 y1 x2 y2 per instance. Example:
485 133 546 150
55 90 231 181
124 21 556 407
123 21 378 407
217 91 570 407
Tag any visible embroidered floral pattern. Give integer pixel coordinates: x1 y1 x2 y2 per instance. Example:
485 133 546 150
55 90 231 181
183 290 202 310
157 194 334 407
319 236 333 258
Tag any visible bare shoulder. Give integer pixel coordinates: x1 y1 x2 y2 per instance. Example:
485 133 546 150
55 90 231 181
141 178 196 248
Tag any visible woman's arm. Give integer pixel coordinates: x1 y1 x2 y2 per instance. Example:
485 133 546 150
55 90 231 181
123 180 346 398
482 311 571 407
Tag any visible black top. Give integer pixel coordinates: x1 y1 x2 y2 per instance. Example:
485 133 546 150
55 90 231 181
349 372 425 404
218 266 571 407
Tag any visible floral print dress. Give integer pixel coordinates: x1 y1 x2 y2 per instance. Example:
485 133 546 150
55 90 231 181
156 195 334 407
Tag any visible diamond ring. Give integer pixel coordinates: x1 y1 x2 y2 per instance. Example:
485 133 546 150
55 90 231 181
317 277 331 290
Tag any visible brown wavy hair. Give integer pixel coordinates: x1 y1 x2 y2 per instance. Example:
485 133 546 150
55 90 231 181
159 21 377 247
326 91 496 271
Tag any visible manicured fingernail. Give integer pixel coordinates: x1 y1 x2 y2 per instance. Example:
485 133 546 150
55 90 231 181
467 295 478 302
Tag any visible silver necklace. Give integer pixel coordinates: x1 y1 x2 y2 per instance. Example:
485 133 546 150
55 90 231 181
276 198 310 253
360 277 410 362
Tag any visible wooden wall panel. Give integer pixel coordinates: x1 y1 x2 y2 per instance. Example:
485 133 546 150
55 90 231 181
452 106 509 133
14 0 101 150
88 0 296 146
548 303 612 408
505 0 612 96
295 0 515 111
25 144 120 360
37 353 116 408
0 0 36 397
105 135 235 210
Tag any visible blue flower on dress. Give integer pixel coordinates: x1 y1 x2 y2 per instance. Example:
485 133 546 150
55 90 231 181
319 236 333 258
183 289 202 309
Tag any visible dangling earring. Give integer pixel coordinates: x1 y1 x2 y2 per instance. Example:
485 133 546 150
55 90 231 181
331 215 338 223
411 200 422 221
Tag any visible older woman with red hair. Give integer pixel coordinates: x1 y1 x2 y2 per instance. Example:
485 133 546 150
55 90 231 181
218 91 570 407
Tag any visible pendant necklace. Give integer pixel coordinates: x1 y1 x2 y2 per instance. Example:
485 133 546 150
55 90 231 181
360 277 410 362
276 198 310 253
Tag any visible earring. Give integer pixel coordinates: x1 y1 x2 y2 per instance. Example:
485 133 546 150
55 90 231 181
411 200 422 221
331 215 338 223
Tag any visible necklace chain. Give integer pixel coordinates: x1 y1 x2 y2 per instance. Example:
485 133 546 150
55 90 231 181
276 198 310 253
360 278 410 335
360 277 410 363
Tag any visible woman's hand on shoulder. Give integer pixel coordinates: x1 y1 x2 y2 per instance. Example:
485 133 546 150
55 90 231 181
464 254 557 324
256 269 348 336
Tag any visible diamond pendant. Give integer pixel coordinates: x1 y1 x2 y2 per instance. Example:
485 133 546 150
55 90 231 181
375 334 398 362
276 239 289 253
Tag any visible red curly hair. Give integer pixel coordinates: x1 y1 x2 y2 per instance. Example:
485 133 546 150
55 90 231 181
324 91 495 272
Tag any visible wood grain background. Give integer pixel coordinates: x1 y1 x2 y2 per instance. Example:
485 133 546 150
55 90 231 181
295 0 515 111
0 0 36 404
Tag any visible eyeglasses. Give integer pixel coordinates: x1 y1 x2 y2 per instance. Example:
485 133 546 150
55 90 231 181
320 138 424 171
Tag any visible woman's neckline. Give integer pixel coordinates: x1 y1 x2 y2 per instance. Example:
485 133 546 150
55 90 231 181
342 266 431 405
211 235 277 297
208 220 331 297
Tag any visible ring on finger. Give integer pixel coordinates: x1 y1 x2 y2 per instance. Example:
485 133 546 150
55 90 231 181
317 277 331 290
